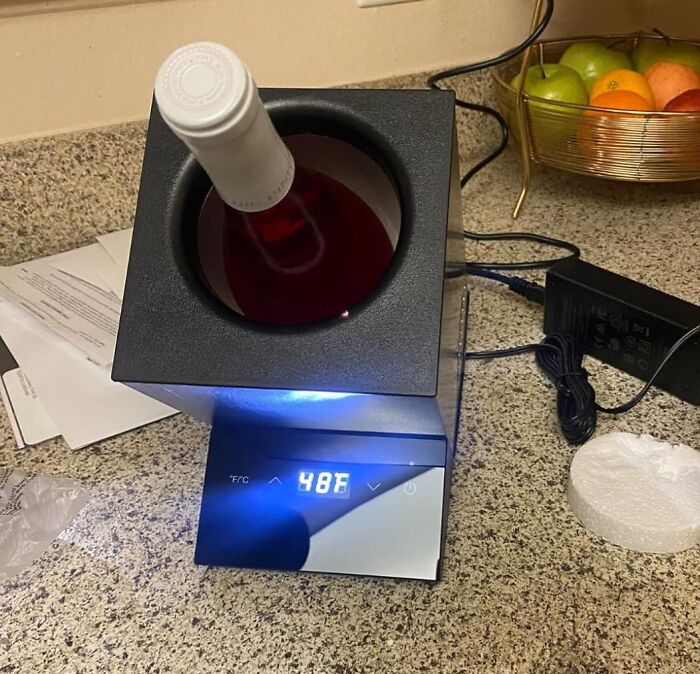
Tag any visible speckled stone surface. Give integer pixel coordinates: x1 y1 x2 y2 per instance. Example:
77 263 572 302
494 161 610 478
1 71 699 674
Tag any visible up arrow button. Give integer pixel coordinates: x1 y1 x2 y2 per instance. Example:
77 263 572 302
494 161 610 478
268 477 282 485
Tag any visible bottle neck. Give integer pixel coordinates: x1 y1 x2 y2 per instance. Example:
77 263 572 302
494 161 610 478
201 99 295 212
154 42 295 212
181 97 295 213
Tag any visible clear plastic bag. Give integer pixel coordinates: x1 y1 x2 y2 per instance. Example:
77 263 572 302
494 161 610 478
0 468 89 582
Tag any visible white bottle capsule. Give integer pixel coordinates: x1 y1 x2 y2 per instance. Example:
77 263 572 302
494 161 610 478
155 41 294 212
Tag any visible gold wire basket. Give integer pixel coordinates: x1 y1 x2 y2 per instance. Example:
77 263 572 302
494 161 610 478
493 32 700 217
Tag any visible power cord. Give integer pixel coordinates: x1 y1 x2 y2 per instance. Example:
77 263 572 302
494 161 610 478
467 267 545 305
595 324 700 414
466 326 700 445
427 0 579 272
465 335 595 445
430 0 698 443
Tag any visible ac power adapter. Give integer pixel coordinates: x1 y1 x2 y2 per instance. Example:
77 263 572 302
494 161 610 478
543 258 700 405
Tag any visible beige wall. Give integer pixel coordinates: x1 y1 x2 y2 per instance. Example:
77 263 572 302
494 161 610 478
0 0 694 141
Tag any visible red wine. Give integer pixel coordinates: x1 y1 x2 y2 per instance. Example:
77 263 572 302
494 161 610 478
197 164 395 325
155 42 395 325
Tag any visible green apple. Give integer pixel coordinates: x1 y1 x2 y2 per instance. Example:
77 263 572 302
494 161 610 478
633 38 700 74
511 63 588 107
559 41 632 92
510 64 588 147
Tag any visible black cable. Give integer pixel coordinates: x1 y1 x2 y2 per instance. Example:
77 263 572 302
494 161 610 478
465 325 700 444
425 0 555 89
536 334 597 444
431 1 587 441
428 0 581 272
453 103 509 188
460 232 580 272
466 335 596 444
467 266 545 305
465 343 554 361
596 324 700 414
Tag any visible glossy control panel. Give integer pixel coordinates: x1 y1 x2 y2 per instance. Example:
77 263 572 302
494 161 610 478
195 424 448 579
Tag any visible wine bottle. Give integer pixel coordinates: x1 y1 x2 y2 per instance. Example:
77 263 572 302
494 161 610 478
155 42 394 325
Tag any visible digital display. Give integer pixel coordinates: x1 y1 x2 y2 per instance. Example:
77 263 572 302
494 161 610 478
297 470 350 499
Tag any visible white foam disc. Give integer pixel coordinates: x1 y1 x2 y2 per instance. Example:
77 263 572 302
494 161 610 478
568 432 700 553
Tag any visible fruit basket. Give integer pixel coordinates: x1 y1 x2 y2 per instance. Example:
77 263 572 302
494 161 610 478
493 33 700 217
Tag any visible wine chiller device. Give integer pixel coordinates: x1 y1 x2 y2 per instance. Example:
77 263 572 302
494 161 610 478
112 87 467 581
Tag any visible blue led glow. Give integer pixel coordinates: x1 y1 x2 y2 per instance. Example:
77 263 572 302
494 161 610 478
297 469 351 498
284 391 357 402
142 383 444 437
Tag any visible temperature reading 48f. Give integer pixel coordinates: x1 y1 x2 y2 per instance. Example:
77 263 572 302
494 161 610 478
298 471 350 498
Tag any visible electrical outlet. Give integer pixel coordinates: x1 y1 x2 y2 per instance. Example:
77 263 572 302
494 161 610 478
356 0 423 7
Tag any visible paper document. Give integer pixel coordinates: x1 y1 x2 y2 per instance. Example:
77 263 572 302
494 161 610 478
97 228 132 269
0 336 59 449
96 228 132 299
97 229 132 299
0 245 121 366
47 243 117 293
0 299 176 450
98 263 128 300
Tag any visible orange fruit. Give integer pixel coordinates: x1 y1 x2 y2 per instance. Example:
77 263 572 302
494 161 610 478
590 69 656 108
578 91 653 163
587 90 654 113
644 61 700 111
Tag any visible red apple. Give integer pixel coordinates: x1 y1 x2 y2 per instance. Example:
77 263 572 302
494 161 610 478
664 88 700 111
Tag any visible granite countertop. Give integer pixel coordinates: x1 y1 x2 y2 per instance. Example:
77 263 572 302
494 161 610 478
1 72 698 674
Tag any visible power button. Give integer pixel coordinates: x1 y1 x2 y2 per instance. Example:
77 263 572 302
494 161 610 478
403 480 417 496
